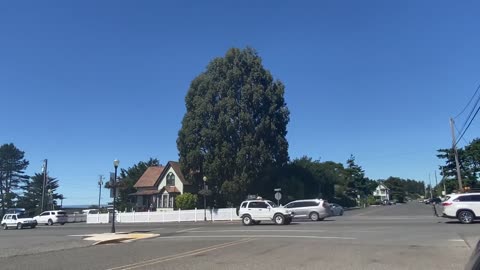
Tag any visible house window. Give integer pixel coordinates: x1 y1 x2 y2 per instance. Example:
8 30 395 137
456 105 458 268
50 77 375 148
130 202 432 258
166 172 175 186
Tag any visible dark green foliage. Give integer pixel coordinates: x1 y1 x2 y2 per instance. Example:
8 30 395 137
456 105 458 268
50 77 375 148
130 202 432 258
437 138 480 192
0 143 29 215
344 155 374 198
175 193 197 210
177 47 290 205
17 173 61 216
116 158 159 211
383 177 424 202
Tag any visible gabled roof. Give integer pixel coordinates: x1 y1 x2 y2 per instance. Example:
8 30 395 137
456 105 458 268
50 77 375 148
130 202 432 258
155 161 191 186
377 183 390 190
159 186 181 194
133 166 165 188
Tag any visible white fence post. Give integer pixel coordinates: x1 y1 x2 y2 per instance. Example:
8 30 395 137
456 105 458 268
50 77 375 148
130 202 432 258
194 208 197 222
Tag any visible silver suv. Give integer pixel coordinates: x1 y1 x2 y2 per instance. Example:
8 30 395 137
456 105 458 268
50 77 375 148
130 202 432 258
284 199 332 221
238 199 294 225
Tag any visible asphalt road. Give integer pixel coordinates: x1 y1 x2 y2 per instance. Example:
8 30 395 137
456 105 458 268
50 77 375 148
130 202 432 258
0 202 477 270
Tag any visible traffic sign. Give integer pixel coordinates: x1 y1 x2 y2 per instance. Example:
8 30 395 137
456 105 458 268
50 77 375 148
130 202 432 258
275 192 282 201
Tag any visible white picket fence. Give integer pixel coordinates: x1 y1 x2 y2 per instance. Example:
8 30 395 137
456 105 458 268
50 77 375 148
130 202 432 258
67 213 87 223
86 208 240 224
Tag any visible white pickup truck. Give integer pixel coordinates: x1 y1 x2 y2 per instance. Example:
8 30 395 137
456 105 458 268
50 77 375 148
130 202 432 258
2 213 37 229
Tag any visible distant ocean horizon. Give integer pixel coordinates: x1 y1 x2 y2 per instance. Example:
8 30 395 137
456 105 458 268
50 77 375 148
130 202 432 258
62 204 110 209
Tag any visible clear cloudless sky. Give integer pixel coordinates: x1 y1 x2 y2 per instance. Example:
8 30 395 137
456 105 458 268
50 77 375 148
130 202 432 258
1 1 479 205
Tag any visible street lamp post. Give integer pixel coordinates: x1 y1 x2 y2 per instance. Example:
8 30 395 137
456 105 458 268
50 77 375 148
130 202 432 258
98 176 103 211
47 189 52 210
203 176 207 222
111 159 119 233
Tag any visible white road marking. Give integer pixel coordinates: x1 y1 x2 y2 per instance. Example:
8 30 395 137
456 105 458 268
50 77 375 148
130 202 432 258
448 239 466 242
184 229 326 233
175 227 201 233
160 235 356 240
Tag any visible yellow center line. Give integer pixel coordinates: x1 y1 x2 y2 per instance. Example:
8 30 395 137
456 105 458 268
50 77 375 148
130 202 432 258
105 238 254 270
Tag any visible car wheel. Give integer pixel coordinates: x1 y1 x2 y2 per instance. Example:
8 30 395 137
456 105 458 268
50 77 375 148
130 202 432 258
2 223 7 230
458 210 474 224
242 215 252 226
17 223 23 230
47 219 53 226
309 212 319 221
274 214 285 225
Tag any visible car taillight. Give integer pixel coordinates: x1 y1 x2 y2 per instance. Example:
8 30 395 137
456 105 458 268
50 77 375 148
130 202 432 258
442 202 453 206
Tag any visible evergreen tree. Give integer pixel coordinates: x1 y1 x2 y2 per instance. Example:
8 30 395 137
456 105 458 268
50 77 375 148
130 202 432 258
177 47 290 204
0 143 29 215
17 173 60 216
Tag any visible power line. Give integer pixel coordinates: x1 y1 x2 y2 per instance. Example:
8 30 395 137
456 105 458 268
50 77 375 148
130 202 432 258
456 104 480 146
455 83 480 119
458 92 480 136
454 123 469 145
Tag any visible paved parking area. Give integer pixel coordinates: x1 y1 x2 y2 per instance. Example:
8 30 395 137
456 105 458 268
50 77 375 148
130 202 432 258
0 203 477 269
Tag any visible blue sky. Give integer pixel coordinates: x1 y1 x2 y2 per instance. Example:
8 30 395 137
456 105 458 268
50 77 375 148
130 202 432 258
1 1 479 205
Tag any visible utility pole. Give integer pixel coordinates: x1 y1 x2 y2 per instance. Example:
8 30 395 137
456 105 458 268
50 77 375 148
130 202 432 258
450 118 464 192
98 175 104 210
41 159 48 212
429 173 433 199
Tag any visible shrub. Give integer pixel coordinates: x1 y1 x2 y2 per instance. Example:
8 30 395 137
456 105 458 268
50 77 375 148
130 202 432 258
175 193 198 210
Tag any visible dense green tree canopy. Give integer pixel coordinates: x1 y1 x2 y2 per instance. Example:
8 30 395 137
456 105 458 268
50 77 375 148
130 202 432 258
437 138 480 192
17 173 61 216
177 47 290 204
0 143 29 215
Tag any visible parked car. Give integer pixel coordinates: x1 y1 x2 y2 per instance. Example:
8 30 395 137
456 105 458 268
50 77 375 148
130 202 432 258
238 199 294 225
442 193 480 224
329 203 344 216
34 210 68 226
2 213 37 230
82 209 99 215
284 199 332 221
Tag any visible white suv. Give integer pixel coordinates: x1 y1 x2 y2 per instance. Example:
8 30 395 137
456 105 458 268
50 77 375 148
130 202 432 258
238 199 294 225
2 213 37 229
442 193 480 224
34 211 68 226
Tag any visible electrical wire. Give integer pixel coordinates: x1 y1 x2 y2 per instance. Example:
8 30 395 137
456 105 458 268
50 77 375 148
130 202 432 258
458 93 480 137
456 104 480 146
454 83 480 119
454 123 469 145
